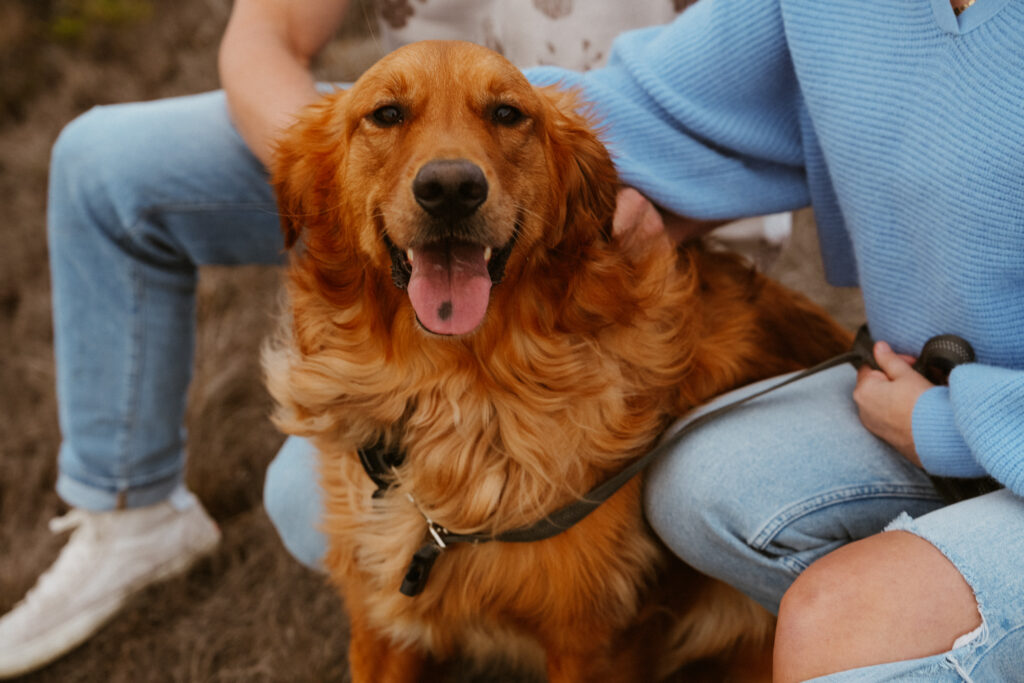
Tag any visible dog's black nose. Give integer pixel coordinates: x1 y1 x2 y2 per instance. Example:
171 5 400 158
412 159 488 220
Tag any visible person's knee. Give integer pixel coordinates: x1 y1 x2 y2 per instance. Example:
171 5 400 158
263 449 289 528
49 106 130 233
643 434 743 567
775 559 845 653
51 106 120 181
774 531 982 681
264 437 326 571
772 552 864 681
263 439 307 535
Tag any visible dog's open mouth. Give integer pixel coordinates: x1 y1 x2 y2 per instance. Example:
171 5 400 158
386 229 517 336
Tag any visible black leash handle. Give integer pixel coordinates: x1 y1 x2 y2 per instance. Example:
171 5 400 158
849 326 998 504
854 324 977 383
914 333 977 385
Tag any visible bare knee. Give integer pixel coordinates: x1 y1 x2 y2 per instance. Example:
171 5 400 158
774 552 860 682
773 531 980 683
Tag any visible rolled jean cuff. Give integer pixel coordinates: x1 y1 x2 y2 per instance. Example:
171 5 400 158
56 470 184 510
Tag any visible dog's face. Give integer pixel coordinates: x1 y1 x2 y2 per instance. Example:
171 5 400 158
274 40 617 337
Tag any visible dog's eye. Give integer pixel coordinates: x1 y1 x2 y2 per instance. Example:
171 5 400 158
370 105 404 127
492 105 523 126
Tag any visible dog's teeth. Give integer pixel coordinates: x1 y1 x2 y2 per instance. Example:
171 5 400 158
406 249 415 263
484 247 492 262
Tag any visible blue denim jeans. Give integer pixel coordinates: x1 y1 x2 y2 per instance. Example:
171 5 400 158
644 365 1024 681
48 91 284 509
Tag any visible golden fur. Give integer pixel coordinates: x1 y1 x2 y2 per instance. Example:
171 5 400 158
265 40 851 682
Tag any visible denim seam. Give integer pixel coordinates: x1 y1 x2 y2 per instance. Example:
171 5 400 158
748 483 944 551
946 652 976 683
116 259 145 494
943 656 967 681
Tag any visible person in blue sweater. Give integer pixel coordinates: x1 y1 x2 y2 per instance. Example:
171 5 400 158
528 0 1024 679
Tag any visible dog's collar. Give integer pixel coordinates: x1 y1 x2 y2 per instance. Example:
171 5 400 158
357 437 405 499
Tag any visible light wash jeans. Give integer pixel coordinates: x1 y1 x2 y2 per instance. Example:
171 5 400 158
48 90 285 508
644 366 1024 681
50 92 1024 680
48 89 332 558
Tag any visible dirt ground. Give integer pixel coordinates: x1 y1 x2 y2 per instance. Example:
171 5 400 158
0 2 863 681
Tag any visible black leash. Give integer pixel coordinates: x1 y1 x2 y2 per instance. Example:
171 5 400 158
360 326 998 596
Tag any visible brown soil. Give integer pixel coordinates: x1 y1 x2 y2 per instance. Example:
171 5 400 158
0 2 862 681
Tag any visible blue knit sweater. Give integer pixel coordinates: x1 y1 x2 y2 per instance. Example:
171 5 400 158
529 0 1024 495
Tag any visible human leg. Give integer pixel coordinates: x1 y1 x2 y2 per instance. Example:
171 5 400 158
777 489 1024 682
643 364 946 613
48 90 282 509
0 91 282 677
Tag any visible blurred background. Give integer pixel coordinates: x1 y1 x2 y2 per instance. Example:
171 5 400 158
0 1 862 681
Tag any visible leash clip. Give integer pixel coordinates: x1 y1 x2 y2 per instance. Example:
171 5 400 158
398 522 448 597
398 493 451 597
405 492 448 548
426 520 448 549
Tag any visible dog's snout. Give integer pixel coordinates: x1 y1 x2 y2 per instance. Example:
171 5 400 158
413 160 488 220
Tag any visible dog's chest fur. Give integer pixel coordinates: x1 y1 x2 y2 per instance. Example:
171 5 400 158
293 329 671 653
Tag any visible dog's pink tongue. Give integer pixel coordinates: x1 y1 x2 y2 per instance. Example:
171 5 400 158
408 242 491 335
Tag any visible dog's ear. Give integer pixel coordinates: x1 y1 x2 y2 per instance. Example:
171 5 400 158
271 90 349 249
538 86 619 245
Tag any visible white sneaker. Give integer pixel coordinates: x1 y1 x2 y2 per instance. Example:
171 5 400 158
0 487 220 678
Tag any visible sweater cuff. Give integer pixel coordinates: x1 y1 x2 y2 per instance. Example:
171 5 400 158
912 386 988 478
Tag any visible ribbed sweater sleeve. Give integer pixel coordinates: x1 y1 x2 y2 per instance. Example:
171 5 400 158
932 365 1024 496
527 0 810 221
912 387 988 478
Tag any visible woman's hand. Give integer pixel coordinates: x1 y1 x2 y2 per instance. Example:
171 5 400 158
612 187 728 242
852 341 934 466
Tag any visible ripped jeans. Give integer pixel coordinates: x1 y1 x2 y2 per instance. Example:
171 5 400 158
642 365 1024 681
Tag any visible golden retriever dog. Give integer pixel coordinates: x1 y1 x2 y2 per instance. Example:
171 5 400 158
265 40 850 682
